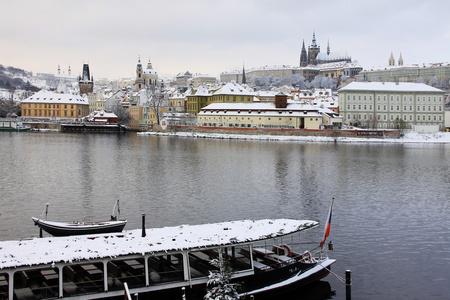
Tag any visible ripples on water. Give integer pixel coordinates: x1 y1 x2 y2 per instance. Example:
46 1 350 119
0 132 449 299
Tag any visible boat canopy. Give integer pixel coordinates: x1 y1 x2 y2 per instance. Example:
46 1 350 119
0 219 318 269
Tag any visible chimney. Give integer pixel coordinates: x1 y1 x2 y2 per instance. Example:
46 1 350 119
275 93 288 109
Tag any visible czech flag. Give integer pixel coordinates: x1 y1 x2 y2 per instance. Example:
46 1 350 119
320 197 334 248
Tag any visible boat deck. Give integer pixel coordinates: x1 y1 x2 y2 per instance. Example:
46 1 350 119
0 219 325 300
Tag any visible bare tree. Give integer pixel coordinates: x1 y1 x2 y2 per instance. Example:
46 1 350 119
145 84 167 125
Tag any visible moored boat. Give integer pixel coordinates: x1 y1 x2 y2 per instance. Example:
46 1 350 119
0 218 335 300
31 200 126 237
0 120 31 132
31 218 127 237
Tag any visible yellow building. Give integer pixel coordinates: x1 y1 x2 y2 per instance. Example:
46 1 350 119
21 90 89 119
187 82 255 115
128 104 144 131
197 102 324 129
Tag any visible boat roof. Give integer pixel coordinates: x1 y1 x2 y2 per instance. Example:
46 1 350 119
0 219 317 269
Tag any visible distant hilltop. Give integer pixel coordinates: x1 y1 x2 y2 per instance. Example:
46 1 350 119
0 64 39 92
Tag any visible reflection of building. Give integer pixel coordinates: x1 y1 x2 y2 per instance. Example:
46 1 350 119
21 90 89 119
338 82 445 130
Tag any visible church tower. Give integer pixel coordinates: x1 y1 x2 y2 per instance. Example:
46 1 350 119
142 58 158 88
388 52 395 66
299 40 308 67
307 31 320 65
79 63 93 95
134 56 144 91
398 53 403 66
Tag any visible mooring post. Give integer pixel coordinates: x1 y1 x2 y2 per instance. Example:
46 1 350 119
39 228 43 238
346 270 352 300
181 287 186 300
141 214 146 237
250 296 254 300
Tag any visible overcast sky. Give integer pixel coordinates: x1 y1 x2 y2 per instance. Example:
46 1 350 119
2 0 449 81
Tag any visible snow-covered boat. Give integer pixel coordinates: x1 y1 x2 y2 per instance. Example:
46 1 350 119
0 218 335 300
31 200 126 237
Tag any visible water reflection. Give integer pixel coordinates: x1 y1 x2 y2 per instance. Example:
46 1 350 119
1 132 450 299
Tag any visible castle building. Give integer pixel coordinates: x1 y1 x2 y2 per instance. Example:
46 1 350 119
356 54 450 88
300 32 352 67
221 32 360 84
78 64 94 95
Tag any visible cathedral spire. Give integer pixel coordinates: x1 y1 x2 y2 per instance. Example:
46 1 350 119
242 63 247 84
300 39 308 67
327 39 330 55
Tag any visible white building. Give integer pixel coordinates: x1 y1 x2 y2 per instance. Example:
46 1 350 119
338 82 445 130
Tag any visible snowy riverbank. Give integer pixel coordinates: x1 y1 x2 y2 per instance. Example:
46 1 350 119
137 131 450 144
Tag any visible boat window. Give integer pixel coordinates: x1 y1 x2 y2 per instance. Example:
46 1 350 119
189 249 219 279
107 258 146 291
13 267 59 299
63 262 104 297
0 273 8 299
148 253 184 284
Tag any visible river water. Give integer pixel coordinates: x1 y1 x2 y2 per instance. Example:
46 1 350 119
0 132 449 299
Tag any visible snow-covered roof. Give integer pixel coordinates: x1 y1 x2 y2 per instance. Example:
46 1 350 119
339 82 444 93
21 90 89 105
92 111 117 119
200 102 319 111
213 82 254 96
193 85 211 96
0 219 317 269
317 51 350 61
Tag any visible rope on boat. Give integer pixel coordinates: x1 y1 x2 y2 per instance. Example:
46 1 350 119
320 264 350 286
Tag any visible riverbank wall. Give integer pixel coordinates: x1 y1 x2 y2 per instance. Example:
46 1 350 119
164 126 402 139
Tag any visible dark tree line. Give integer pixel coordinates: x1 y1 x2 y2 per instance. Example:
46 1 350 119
0 64 40 91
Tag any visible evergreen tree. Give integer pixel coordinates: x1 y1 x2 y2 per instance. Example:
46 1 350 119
204 249 240 300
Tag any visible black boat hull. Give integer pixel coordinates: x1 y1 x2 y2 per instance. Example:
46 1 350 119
32 218 127 236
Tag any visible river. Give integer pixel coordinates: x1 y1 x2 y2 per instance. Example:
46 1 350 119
0 131 449 299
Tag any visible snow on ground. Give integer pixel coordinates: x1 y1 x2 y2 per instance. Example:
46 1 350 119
138 131 450 144
0 219 317 269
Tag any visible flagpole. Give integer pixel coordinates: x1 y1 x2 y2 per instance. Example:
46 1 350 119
320 197 335 251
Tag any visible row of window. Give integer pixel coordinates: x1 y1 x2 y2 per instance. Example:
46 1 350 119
346 94 442 102
347 114 443 122
346 104 443 112
25 103 75 109
23 110 77 117
200 117 296 121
